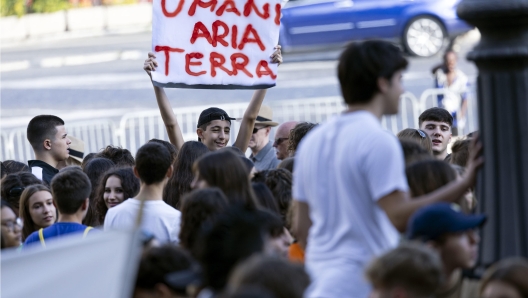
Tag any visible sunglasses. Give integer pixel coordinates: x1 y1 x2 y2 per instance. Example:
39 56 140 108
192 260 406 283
252 127 267 134
273 138 289 146
416 129 427 139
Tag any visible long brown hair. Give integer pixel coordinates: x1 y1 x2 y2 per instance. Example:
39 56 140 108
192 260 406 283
194 150 258 208
94 167 140 225
19 184 54 240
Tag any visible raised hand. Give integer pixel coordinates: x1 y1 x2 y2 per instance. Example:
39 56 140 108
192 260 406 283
143 52 158 80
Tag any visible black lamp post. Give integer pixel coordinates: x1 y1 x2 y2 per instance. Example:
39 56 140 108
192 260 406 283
457 0 528 265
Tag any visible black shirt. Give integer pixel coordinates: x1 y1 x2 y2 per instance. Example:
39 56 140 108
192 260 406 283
28 160 59 186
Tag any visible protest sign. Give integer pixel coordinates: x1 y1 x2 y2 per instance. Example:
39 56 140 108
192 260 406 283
151 0 282 89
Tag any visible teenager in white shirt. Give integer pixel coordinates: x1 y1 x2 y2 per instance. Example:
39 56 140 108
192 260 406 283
292 41 483 298
104 142 181 243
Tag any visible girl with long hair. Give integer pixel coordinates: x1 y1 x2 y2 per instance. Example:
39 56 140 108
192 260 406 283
94 167 140 225
192 150 258 208
163 141 208 209
19 185 56 241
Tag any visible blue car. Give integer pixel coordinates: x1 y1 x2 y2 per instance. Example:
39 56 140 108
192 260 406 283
279 0 473 57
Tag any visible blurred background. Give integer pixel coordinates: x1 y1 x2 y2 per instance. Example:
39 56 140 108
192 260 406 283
1 0 480 160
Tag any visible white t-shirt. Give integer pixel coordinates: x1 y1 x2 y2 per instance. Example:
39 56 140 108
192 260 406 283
104 198 181 243
293 111 408 297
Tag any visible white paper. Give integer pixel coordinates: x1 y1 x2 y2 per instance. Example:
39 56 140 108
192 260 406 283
151 0 281 89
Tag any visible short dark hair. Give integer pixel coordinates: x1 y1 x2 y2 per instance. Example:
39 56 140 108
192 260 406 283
338 41 408 105
135 244 194 295
95 146 135 167
179 187 229 254
135 142 172 185
288 122 317 154
229 255 310 298
419 107 453 127
26 115 65 151
365 243 443 296
50 169 91 214
149 139 179 164
1 172 42 211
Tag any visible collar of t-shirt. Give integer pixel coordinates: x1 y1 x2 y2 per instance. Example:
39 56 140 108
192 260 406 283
250 141 273 162
28 160 59 174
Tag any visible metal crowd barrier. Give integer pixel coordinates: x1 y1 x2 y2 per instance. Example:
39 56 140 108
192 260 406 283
0 89 476 162
4 120 117 162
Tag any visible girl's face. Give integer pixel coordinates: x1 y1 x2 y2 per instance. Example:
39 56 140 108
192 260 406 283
1 206 22 248
104 175 125 209
29 191 56 229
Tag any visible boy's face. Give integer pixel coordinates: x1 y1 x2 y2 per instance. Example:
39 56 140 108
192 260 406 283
197 120 231 151
50 125 72 162
435 229 480 271
382 70 405 115
248 125 270 151
420 121 452 156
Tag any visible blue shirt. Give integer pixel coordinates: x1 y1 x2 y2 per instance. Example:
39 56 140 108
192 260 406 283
249 141 280 171
24 222 91 247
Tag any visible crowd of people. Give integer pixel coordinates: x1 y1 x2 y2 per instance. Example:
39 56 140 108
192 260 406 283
1 40 527 298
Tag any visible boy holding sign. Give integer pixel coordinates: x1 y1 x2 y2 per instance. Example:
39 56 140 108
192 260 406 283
143 46 282 152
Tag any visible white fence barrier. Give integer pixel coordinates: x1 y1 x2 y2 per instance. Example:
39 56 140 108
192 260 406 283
1 89 477 162
4 120 117 162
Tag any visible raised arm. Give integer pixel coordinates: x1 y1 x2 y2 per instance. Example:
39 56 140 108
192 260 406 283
233 46 283 152
144 53 185 150
378 138 483 232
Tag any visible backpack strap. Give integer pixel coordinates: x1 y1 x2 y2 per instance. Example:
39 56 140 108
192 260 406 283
38 228 46 248
83 226 93 238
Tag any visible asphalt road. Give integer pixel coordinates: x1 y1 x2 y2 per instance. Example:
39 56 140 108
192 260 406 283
0 31 479 130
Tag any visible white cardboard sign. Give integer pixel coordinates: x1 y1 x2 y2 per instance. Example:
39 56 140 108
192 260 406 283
152 0 281 89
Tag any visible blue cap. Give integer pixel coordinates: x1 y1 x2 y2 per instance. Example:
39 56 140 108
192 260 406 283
406 202 486 241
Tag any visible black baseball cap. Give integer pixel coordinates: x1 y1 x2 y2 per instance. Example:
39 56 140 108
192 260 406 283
197 107 235 128
406 202 486 241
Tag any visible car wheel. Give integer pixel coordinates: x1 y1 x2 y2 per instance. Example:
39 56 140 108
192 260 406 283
403 17 446 57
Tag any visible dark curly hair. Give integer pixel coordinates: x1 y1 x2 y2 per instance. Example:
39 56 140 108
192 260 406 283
179 188 229 255
95 167 140 224
265 169 293 227
95 145 135 167
1 172 42 213
164 141 208 209
287 122 317 154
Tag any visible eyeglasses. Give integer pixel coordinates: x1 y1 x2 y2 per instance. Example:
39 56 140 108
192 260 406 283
416 129 426 139
273 138 289 146
1 218 23 231
252 127 267 134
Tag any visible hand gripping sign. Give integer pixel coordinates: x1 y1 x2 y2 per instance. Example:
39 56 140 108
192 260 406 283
152 0 282 89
